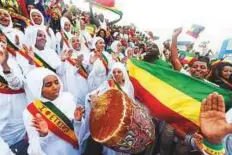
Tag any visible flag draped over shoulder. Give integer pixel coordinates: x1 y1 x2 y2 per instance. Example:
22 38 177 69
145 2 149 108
91 0 123 16
186 24 205 39
128 58 232 135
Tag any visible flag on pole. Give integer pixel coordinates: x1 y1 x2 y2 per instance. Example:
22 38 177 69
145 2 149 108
186 24 205 39
91 0 123 16
128 58 232 135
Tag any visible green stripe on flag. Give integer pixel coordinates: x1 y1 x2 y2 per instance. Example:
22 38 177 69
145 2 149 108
130 58 232 109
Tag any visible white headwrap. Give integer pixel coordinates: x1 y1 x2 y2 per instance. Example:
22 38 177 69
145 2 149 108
0 9 13 33
30 27 49 49
110 41 120 53
110 62 134 99
125 47 133 57
30 9 45 26
92 37 104 49
60 17 72 39
26 68 63 102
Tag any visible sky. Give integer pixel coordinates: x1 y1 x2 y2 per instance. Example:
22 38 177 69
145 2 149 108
70 0 232 53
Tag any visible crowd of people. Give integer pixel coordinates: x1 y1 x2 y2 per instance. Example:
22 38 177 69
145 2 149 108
1 1 232 155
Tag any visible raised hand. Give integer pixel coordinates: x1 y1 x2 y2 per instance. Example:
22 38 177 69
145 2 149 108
172 27 182 38
0 46 8 66
15 35 20 46
61 49 73 62
76 54 84 67
32 113 49 137
200 92 232 144
74 106 85 121
23 44 35 65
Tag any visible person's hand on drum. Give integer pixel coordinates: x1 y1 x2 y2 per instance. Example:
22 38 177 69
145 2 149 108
90 94 98 103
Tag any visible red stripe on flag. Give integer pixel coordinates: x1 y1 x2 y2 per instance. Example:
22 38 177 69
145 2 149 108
130 76 198 136
94 0 115 7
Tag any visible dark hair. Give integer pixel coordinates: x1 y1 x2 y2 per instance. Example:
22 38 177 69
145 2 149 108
209 62 232 84
143 48 160 63
96 29 107 39
190 56 210 67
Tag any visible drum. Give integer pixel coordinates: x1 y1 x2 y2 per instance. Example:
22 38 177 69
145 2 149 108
90 89 155 154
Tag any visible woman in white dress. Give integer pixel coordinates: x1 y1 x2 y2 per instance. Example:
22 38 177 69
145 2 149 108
23 68 86 155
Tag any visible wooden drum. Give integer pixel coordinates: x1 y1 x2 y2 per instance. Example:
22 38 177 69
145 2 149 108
90 89 155 154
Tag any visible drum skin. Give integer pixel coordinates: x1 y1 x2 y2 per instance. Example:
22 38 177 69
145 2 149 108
90 89 155 154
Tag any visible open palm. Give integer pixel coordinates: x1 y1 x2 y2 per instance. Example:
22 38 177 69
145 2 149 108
200 93 232 144
32 113 49 137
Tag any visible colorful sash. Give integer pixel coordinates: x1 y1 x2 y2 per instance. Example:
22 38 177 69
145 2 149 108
67 58 88 79
0 29 56 73
60 32 89 79
27 100 79 147
82 35 89 48
202 139 225 155
108 79 122 91
0 75 24 94
100 53 109 75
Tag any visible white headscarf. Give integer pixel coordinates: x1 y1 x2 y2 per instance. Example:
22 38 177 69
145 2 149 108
125 47 133 57
26 68 63 102
0 9 25 48
92 37 104 49
30 27 49 50
60 17 72 39
30 9 45 26
110 62 134 99
0 9 13 33
110 40 120 53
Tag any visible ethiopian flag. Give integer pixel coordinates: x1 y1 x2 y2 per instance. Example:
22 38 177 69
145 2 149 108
91 0 122 16
128 58 232 135
178 50 197 65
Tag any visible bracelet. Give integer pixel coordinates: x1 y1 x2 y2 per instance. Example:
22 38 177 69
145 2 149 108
202 139 225 155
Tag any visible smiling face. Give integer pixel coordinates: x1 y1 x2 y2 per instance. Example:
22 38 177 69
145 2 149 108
64 21 71 32
35 30 47 50
42 75 60 101
221 66 232 80
113 68 124 84
0 10 10 27
96 40 105 52
31 12 42 25
190 61 208 79
71 37 81 51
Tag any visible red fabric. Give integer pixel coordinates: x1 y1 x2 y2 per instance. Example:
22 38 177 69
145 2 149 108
94 0 115 7
130 76 198 136
17 0 29 17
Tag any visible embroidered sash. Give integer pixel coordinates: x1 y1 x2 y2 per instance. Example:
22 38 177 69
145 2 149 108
27 100 79 147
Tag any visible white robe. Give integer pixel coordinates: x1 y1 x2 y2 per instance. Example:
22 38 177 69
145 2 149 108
23 68 87 155
87 51 113 92
25 9 57 51
60 50 90 106
23 93 85 155
0 58 27 151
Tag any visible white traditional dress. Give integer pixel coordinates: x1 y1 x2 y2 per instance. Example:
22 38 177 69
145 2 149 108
23 68 86 155
60 36 90 106
25 9 57 51
87 37 113 92
0 58 28 154
0 9 25 59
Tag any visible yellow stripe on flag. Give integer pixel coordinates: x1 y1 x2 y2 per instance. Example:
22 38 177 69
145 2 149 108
128 60 201 125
